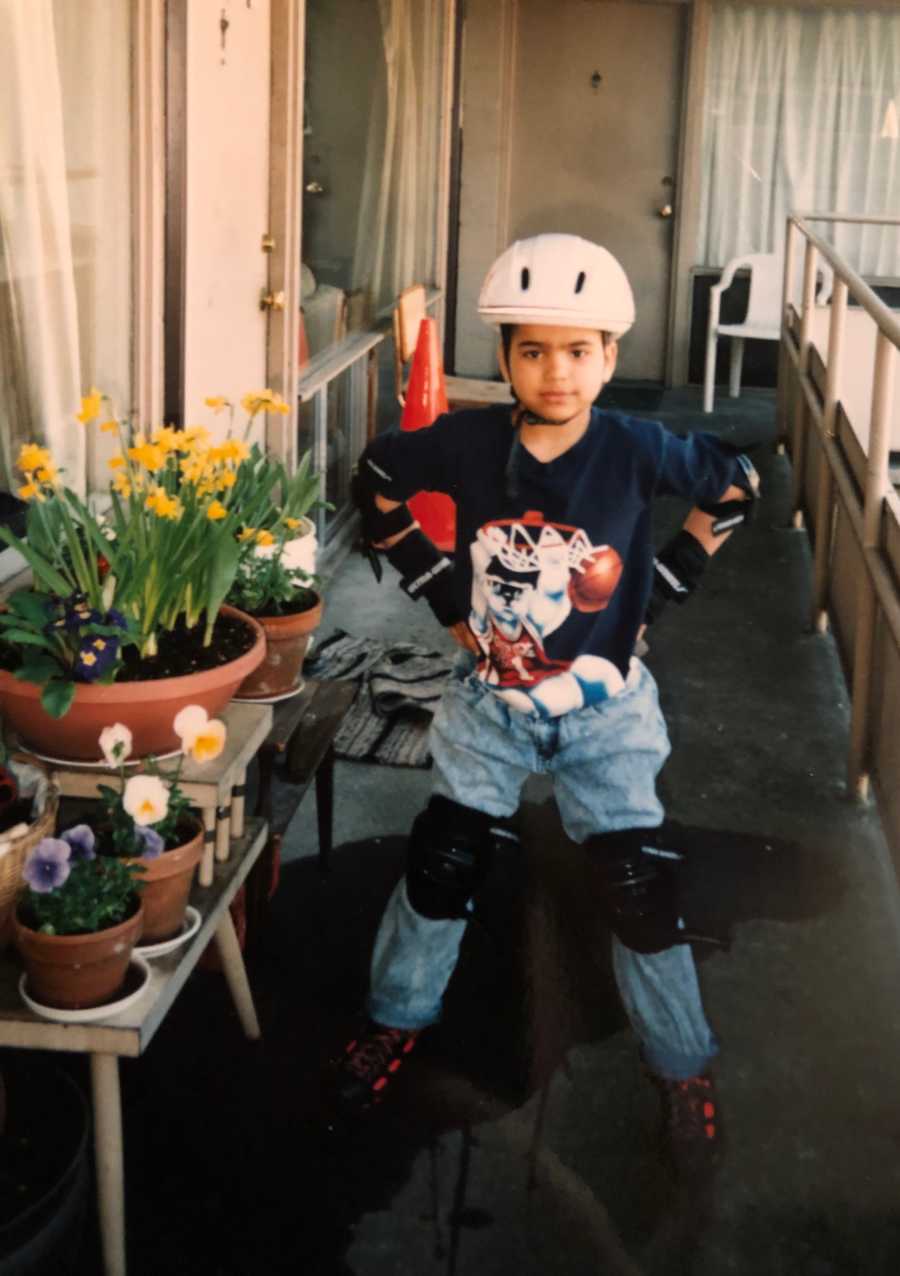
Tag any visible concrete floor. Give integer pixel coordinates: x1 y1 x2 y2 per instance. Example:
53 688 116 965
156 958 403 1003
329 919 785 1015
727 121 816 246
254 385 900 1275
79 384 900 1276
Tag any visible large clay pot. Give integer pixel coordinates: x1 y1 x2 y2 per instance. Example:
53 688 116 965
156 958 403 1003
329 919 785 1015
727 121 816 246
126 819 203 942
14 902 143 1010
0 605 264 762
233 593 323 700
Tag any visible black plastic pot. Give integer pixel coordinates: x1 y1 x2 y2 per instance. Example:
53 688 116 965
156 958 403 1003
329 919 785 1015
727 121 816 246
0 1057 90 1275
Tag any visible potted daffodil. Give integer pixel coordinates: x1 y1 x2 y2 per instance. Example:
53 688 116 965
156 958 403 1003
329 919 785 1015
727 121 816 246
0 390 305 759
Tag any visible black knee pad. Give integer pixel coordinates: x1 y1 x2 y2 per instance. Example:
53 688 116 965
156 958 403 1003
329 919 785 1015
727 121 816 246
406 795 494 920
586 827 683 954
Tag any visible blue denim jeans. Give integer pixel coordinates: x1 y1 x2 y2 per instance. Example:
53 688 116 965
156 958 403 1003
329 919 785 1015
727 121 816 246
367 657 719 1081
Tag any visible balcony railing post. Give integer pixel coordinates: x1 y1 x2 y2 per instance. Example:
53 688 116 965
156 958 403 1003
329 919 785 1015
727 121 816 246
847 330 897 800
791 239 818 528
811 276 848 632
776 217 797 450
313 385 328 545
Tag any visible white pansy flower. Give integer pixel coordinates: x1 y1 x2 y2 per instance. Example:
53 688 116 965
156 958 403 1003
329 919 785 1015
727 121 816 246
188 717 227 764
173 704 209 751
123 775 169 826
99 722 133 767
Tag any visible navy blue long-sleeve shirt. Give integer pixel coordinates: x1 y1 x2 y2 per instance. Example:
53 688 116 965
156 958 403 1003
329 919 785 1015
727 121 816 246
363 406 742 714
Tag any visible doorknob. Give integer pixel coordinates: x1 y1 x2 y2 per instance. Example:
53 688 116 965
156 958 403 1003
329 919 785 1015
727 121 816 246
657 203 673 219
259 289 285 312
305 180 325 194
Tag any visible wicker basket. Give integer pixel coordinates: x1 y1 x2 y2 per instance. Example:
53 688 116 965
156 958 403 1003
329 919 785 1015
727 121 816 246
0 786 59 947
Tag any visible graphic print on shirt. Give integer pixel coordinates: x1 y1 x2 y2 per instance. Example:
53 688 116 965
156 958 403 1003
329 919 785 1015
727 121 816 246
469 513 626 717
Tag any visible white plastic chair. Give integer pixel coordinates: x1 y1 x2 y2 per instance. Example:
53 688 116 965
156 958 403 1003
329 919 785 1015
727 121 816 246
703 253 782 414
703 252 834 414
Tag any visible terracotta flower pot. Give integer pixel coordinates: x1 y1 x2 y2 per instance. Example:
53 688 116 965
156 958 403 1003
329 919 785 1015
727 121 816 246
233 593 323 700
126 819 204 942
14 902 143 1010
0 605 265 762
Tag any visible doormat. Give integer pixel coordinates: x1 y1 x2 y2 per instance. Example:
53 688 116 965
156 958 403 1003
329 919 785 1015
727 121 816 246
599 383 664 415
304 629 455 767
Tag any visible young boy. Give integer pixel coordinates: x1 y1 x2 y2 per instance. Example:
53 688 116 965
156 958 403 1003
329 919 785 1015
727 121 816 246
336 234 757 1176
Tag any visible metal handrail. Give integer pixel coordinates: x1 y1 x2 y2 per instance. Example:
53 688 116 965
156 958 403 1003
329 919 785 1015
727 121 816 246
781 212 900 803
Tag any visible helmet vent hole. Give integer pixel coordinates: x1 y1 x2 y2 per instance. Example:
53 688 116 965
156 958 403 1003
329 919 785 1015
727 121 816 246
575 271 586 294
520 268 530 291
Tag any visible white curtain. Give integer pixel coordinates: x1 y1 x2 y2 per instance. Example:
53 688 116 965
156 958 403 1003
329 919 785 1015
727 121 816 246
352 0 443 314
698 5 900 277
0 0 83 493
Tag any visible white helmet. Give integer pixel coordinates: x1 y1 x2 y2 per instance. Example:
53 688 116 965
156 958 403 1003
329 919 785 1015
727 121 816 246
478 233 635 336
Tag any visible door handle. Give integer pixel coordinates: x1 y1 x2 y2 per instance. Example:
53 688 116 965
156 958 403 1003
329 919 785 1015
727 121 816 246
657 203 673 219
305 181 325 195
260 289 285 312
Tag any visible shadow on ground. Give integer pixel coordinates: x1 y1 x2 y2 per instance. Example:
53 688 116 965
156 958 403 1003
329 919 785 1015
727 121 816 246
65 794 851 1275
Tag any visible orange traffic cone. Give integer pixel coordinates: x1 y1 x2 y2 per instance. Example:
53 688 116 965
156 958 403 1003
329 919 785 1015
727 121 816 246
401 317 456 551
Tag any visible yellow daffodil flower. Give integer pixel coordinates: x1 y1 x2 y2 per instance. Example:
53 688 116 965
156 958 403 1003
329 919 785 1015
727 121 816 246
17 481 41 502
144 487 181 520
151 426 180 453
17 443 51 474
35 464 58 485
128 443 166 473
238 527 257 543
100 419 119 433
219 469 237 489
181 425 211 450
256 529 275 546
206 500 227 521
204 397 229 413
108 455 125 470
76 388 103 425
284 517 301 530
112 472 132 497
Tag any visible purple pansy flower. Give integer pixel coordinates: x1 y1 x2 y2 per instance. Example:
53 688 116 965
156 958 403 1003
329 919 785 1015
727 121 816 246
134 825 164 859
23 838 72 893
60 824 96 861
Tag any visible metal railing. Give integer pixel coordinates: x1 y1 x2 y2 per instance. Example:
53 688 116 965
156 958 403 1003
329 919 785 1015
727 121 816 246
780 213 900 810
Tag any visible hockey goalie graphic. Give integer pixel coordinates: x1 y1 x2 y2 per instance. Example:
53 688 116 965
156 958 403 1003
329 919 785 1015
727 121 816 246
469 514 626 717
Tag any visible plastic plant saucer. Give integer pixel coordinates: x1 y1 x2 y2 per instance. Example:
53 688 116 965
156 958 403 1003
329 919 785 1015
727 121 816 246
232 680 306 706
27 747 182 769
135 906 201 959
19 954 152 1023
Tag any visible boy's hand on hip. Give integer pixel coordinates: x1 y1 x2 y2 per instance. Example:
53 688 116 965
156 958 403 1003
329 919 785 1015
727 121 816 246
448 621 479 654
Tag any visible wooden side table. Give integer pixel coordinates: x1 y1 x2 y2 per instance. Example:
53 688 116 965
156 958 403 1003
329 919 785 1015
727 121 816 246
0 817 269 1276
247 678 356 940
16 702 273 887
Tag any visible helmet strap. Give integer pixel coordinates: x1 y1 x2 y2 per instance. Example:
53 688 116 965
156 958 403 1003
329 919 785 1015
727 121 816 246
514 404 585 429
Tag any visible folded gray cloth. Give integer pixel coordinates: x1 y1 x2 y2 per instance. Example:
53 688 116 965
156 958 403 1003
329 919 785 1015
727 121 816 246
305 630 455 767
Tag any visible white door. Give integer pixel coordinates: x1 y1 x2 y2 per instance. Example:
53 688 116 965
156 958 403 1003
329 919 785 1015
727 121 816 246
181 0 272 441
506 0 685 382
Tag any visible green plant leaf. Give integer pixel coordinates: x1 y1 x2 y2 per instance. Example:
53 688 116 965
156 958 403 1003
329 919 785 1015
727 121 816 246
14 656 61 683
5 591 52 627
0 529 72 597
40 677 76 718
1 629 58 651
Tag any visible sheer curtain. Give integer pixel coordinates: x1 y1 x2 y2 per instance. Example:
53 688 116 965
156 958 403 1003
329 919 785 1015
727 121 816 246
0 0 132 497
352 0 444 315
0 0 83 493
698 5 900 276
